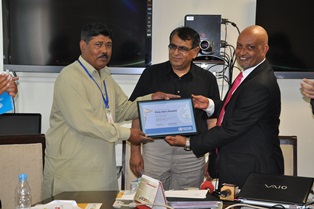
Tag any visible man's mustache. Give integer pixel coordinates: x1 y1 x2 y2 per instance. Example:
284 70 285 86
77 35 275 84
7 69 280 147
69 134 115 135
98 53 108 59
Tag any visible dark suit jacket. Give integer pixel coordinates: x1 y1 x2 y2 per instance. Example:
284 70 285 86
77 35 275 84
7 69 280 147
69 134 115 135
191 60 284 189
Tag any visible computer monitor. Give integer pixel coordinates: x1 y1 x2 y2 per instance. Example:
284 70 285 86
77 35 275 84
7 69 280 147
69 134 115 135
0 113 41 135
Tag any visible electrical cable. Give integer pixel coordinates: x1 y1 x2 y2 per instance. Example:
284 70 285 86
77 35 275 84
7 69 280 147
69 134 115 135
224 203 269 209
224 20 240 34
116 201 175 209
196 17 238 98
270 204 286 209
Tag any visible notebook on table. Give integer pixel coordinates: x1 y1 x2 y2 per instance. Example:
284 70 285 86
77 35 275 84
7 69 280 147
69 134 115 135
238 173 314 208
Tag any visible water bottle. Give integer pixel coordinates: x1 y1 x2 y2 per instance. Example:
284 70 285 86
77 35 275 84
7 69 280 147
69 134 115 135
15 174 32 209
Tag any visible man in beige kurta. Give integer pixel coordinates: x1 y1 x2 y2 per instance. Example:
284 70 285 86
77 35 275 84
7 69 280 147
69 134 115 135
43 22 176 198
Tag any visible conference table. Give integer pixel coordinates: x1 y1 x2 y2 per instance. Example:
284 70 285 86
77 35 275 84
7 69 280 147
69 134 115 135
36 190 223 209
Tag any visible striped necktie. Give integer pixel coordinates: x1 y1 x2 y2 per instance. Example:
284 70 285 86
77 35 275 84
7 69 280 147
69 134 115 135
217 72 243 126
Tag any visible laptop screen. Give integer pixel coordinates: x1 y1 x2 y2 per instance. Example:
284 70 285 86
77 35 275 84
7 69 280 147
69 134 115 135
238 173 314 206
0 113 42 135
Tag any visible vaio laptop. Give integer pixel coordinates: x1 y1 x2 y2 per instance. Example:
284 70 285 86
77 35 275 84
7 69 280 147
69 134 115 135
238 173 314 208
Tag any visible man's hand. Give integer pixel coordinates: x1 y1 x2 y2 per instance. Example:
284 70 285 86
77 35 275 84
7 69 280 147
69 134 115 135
128 128 153 145
0 73 11 95
164 135 186 146
151 91 180 100
192 94 209 109
130 144 144 177
301 78 314 99
0 73 19 97
130 119 145 177
7 76 19 97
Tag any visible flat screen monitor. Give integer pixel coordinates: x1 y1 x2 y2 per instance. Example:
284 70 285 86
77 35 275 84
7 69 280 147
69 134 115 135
0 113 42 135
2 0 152 74
255 0 314 79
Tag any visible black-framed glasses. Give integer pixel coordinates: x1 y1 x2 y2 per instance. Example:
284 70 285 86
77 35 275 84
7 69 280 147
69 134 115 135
168 43 194 53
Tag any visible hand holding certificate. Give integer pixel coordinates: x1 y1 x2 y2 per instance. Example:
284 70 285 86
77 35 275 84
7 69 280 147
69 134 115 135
128 92 180 145
151 91 180 100
137 98 198 138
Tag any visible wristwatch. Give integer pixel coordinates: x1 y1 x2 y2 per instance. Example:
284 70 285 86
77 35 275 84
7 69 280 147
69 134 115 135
184 137 191 151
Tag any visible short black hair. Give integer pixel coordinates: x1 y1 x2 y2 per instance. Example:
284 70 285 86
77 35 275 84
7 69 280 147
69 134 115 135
169 26 200 49
81 22 113 43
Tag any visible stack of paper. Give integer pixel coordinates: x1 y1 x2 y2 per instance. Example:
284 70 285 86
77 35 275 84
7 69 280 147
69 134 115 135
32 200 102 209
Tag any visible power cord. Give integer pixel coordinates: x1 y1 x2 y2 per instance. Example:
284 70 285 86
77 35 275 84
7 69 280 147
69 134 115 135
224 203 269 209
221 18 240 34
129 202 174 209
113 200 174 209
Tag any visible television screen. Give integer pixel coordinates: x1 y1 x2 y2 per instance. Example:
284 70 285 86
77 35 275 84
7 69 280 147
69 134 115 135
2 0 152 74
255 0 314 79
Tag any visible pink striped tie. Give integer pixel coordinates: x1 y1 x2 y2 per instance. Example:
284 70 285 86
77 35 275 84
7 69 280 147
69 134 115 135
217 72 243 126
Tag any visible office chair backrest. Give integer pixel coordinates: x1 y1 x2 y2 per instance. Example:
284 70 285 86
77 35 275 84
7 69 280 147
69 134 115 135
279 135 297 176
0 134 45 209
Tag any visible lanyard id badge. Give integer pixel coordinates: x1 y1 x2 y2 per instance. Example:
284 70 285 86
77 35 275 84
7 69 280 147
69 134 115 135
102 81 113 123
78 59 114 123
106 108 114 123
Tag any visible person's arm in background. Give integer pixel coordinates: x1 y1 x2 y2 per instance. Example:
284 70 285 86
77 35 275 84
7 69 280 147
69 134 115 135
301 78 314 114
0 73 19 97
0 73 11 95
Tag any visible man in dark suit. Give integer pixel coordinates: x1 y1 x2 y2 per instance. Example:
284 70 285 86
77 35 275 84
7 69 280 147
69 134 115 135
165 25 284 189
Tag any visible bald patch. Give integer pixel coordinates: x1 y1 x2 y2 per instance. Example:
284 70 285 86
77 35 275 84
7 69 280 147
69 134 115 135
241 25 268 45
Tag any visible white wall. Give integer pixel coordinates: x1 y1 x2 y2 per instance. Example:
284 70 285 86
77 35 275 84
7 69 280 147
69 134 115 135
1 0 313 187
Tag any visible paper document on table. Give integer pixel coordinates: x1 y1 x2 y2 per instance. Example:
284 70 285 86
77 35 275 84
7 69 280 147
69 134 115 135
165 190 208 199
31 200 102 209
116 190 136 200
32 200 80 209
77 203 102 209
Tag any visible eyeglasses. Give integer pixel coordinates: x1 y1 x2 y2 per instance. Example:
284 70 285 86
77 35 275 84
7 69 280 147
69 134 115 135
168 43 194 53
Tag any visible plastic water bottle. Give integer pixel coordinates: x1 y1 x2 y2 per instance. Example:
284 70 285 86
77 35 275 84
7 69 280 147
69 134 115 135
15 174 32 209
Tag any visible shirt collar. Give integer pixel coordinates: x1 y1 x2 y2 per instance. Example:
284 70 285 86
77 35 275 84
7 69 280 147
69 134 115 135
241 58 266 79
78 56 110 78
166 61 194 78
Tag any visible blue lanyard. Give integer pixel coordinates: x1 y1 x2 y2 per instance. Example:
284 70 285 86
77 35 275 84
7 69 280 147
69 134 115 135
77 59 109 108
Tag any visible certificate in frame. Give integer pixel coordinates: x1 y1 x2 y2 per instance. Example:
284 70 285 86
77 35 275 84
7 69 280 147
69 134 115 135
137 98 198 138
